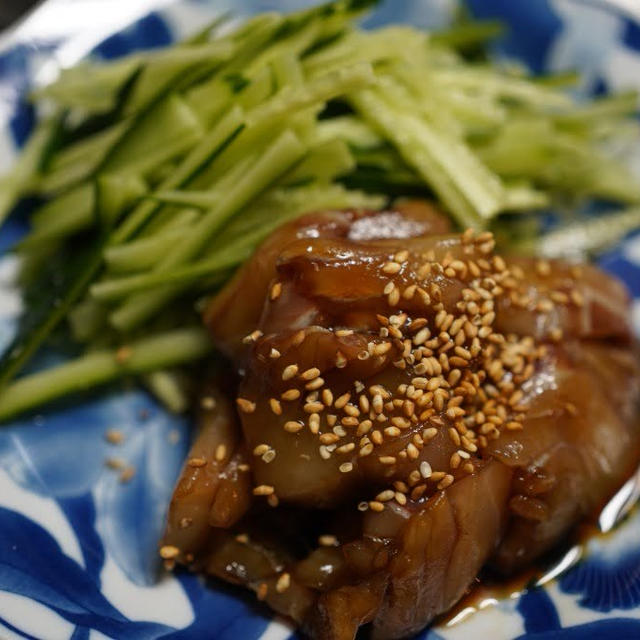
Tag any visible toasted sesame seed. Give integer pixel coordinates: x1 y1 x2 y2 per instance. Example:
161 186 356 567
253 444 271 456
373 342 392 356
236 398 256 414
423 427 438 441
259 447 276 463
304 401 324 413
188 457 207 468
282 364 299 381
419 460 432 479
242 330 263 344
305 377 325 390
335 351 347 368
344 404 360 417
337 443 355 454
308 413 320 434
300 367 320 382
270 282 282 300
160 545 180 560
359 443 374 457
550 291 569 305
269 398 282 415
119 466 136 483
269 348 281 359
319 534 339 547
104 429 125 445
407 443 420 460
383 261 402 274
395 491 407 505
115 346 132 365
379 456 397 465
281 389 301 401
284 421 303 433
357 420 373 435
256 583 268 600
322 389 334 406
253 485 275 496
275 572 291 593
369 501 385 512
339 462 354 473
215 444 227 462
437 474 455 490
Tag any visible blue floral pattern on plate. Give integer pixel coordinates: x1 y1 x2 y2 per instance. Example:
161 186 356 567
1 1 640 638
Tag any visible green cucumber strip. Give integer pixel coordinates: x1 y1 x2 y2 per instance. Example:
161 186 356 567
36 122 129 194
503 184 550 211
280 138 355 185
350 88 495 227
95 174 148 226
93 183 384 301
0 244 105 392
272 51 304 90
92 241 251 301
123 40 234 115
111 105 245 243
189 62 373 190
104 209 199 274
517 207 640 257
185 15 285 124
315 115 383 148
105 227 192 275
104 94 204 173
431 68 572 109
553 90 639 126
212 183 384 246
0 113 62 226
0 328 213 422
246 62 374 127
237 66 275 110
429 20 504 50
182 13 231 45
143 369 191 413
21 183 95 248
533 71 580 88
67 297 108 343
32 57 141 113
20 173 146 249
109 129 306 330
153 153 256 210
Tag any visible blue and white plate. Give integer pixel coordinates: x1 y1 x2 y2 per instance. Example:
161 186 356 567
1 1 640 638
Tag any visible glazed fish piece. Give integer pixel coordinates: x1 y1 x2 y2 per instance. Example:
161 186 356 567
163 202 640 640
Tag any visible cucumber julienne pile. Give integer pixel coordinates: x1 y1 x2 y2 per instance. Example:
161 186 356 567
0 0 639 421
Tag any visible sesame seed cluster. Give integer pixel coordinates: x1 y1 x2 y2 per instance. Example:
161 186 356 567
236 230 584 512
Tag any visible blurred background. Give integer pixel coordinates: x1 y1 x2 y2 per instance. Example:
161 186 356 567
0 2 39 30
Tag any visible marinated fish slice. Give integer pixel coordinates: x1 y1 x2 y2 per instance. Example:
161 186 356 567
161 382 251 565
205 200 450 360
165 202 640 640
488 343 640 573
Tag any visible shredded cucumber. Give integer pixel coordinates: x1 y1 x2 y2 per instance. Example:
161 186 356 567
1 0 639 421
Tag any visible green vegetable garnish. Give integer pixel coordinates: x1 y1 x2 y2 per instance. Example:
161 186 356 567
0 0 638 420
